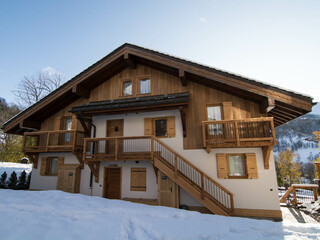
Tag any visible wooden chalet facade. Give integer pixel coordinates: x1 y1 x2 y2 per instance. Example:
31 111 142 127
2 44 314 220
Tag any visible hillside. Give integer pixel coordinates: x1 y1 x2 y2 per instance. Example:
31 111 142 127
274 103 320 163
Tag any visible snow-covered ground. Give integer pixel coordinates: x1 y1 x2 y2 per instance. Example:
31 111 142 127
0 162 32 177
0 190 319 240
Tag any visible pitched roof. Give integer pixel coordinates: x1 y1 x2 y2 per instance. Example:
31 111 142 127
2 43 314 133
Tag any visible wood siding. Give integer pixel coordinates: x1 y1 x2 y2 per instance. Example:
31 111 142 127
40 64 263 149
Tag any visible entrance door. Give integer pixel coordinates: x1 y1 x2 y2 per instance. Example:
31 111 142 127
103 167 121 199
158 171 179 208
106 119 124 154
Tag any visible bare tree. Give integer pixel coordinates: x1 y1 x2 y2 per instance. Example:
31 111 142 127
12 69 65 108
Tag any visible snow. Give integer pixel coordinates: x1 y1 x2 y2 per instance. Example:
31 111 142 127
0 162 32 177
0 190 319 240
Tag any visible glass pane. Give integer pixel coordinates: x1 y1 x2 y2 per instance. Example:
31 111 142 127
140 79 150 94
207 106 222 135
51 158 58 174
228 155 244 176
64 118 72 142
155 119 167 137
123 81 132 96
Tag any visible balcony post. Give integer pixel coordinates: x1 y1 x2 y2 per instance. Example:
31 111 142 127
151 137 154 164
115 138 118 161
234 121 240 146
270 119 277 145
72 130 77 151
46 132 50 151
202 123 207 148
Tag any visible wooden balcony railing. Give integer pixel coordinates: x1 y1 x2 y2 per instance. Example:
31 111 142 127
83 135 234 215
23 130 86 153
202 117 276 150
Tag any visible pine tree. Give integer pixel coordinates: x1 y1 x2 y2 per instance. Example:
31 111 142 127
18 170 26 187
7 171 18 188
0 171 7 188
276 148 301 185
26 172 31 188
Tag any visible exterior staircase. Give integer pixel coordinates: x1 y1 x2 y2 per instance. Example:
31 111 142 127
152 137 234 216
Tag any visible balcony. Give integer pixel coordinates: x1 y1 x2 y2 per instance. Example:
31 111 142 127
23 130 86 153
202 117 276 151
83 136 153 162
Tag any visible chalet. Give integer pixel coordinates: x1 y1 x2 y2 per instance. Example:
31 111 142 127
2 44 314 220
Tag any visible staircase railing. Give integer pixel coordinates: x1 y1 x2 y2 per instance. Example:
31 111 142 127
152 136 234 215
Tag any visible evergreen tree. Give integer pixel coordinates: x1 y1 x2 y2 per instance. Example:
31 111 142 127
7 171 18 188
0 171 7 188
18 170 26 187
26 172 31 188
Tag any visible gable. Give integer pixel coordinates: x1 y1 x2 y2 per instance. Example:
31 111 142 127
2 43 314 134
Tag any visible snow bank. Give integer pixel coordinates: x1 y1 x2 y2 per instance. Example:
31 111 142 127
0 162 32 177
0 190 319 240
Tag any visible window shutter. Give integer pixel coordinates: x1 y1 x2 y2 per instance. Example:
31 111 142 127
216 154 228 179
57 157 64 170
40 157 47 176
144 118 153 135
71 115 78 130
167 116 175 138
246 153 258 179
54 117 61 130
131 168 146 191
222 102 233 120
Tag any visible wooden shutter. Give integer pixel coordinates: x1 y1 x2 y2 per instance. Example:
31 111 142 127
144 118 153 135
130 168 146 191
71 115 78 130
246 153 258 179
167 116 175 138
40 157 47 176
216 154 228 179
54 117 61 130
222 102 233 120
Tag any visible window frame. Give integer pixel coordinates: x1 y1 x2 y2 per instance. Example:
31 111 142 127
226 154 247 179
120 78 133 97
206 103 224 121
153 117 168 138
137 76 151 95
46 157 58 176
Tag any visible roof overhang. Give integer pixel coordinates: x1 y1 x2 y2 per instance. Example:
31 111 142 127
2 43 314 134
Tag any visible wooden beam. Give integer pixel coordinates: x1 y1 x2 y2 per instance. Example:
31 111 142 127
271 108 298 119
72 85 90 98
260 97 275 113
26 153 39 169
77 115 91 136
19 120 41 130
262 146 273 169
124 52 136 69
268 113 291 123
87 161 100 183
179 107 187 137
276 104 306 115
179 69 187 86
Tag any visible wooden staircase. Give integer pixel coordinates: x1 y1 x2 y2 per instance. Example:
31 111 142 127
152 137 234 216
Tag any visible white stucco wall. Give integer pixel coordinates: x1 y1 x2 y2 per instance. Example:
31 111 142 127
31 109 280 211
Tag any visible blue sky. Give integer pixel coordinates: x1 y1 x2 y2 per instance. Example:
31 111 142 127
0 0 319 104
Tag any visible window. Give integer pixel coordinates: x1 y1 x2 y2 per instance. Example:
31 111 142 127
122 80 132 96
139 78 151 94
228 155 245 177
40 156 64 176
63 117 72 142
206 105 223 135
155 119 167 137
216 153 258 179
130 168 146 191
144 117 175 138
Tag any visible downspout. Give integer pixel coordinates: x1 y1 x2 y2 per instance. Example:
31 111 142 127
76 114 96 196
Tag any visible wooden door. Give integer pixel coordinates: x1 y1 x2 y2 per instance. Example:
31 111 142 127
106 119 124 154
103 167 121 199
158 171 179 208
56 166 80 193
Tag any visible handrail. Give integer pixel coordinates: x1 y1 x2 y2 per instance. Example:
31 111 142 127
83 135 234 215
24 130 86 135
202 117 276 148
